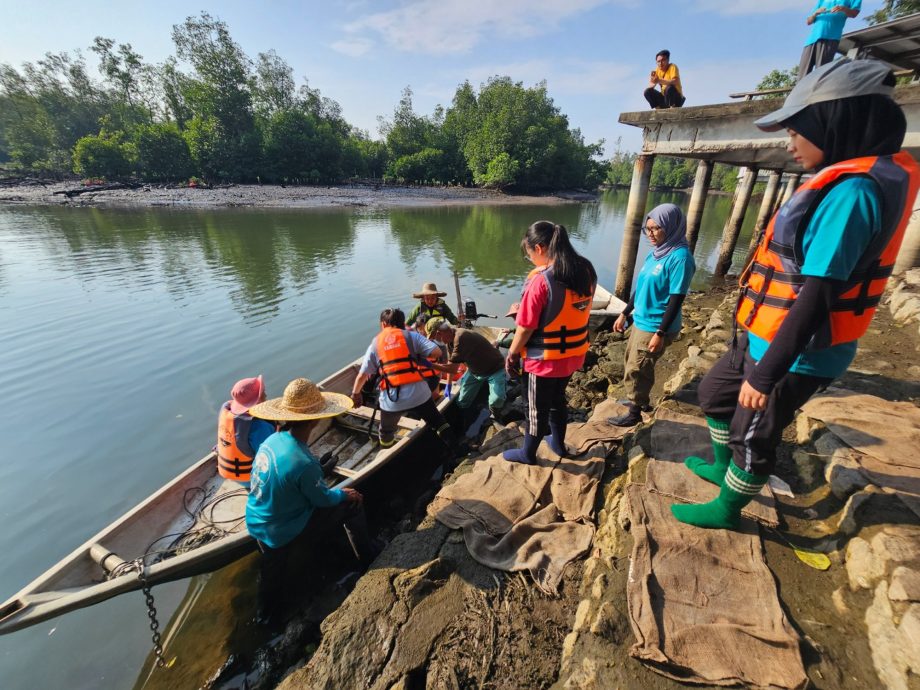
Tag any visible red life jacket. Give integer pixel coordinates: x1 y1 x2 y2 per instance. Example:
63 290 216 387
376 327 427 390
737 152 920 348
522 265 593 361
216 403 256 482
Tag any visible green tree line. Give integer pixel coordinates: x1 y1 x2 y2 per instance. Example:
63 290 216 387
603 143 742 193
0 12 604 191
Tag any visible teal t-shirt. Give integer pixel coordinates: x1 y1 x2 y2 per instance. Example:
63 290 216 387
632 246 696 334
805 0 861 45
747 176 881 378
245 430 345 548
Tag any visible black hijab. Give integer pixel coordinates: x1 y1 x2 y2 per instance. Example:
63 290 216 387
782 91 906 169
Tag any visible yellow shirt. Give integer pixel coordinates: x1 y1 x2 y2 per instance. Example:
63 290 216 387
654 64 682 95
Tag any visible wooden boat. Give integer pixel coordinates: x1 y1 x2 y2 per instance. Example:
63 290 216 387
0 347 482 636
590 284 627 330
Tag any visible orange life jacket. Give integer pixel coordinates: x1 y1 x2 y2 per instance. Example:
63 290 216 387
522 265 593 360
376 327 429 391
737 152 920 348
217 404 256 482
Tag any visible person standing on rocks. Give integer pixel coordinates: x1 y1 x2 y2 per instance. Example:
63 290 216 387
502 221 597 464
607 204 696 427
674 59 920 530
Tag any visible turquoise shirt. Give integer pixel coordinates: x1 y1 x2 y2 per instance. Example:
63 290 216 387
805 0 861 45
632 246 696 334
747 176 881 378
246 430 345 548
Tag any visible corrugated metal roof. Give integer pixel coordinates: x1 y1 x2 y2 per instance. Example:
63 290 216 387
838 12 920 73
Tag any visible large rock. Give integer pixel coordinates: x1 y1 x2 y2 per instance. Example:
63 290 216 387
824 448 871 499
894 296 920 323
847 537 888 590
866 581 912 690
889 566 920 603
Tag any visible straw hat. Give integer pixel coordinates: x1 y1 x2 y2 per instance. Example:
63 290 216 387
412 282 447 298
249 378 353 422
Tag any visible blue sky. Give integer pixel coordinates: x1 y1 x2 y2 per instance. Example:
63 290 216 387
0 0 883 155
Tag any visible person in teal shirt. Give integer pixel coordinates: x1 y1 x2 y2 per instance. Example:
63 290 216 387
673 60 917 531
246 378 375 626
798 0 861 80
608 203 696 427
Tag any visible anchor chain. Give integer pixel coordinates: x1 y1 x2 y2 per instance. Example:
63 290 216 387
133 558 167 669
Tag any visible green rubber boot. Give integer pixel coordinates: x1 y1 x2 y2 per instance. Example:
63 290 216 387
671 462 768 530
684 417 731 485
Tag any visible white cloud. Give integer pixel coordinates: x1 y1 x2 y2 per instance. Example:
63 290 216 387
691 0 804 15
340 0 627 56
455 59 637 96
330 37 375 57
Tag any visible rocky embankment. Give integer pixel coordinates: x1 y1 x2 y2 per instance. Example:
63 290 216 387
223 275 920 690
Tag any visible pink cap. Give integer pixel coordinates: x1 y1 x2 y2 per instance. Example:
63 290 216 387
230 375 264 415
505 302 521 318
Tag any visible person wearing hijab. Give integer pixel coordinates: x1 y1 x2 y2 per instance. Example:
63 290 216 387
607 203 696 427
673 59 920 530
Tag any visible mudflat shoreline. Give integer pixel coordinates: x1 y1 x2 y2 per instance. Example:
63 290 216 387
0 181 596 210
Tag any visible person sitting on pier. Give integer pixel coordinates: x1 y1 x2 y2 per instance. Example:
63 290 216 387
673 59 919 530
246 378 374 627
350 308 456 455
425 316 507 425
607 204 696 427
798 0 861 81
406 282 459 329
216 375 275 488
644 49 685 110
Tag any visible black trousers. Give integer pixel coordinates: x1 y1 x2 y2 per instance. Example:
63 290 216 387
256 502 372 618
644 85 685 109
696 338 831 475
523 372 571 437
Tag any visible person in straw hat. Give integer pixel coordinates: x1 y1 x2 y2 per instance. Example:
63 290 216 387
406 282 458 331
216 375 275 487
246 378 376 625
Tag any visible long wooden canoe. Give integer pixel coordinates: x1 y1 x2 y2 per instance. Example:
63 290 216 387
0 358 436 635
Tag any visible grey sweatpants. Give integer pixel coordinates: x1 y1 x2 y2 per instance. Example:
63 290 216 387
798 39 838 81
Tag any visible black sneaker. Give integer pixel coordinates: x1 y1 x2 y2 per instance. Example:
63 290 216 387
606 403 642 427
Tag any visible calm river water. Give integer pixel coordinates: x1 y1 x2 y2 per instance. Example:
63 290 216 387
0 190 756 689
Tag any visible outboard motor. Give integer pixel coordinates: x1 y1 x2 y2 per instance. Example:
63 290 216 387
464 300 478 322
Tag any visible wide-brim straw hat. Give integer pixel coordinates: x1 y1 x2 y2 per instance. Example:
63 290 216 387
249 377 353 422
413 282 447 298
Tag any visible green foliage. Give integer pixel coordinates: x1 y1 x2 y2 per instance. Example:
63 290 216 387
755 68 798 98
867 0 920 23
389 148 448 183
479 152 520 189
133 122 193 180
72 131 133 179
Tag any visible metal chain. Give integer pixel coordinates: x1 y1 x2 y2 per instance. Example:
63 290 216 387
133 558 167 669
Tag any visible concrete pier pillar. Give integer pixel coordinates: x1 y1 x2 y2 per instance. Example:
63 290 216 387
715 166 758 276
895 195 920 273
779 173 801 208
748 170 783 251
686 160 714 254
615 154 655 301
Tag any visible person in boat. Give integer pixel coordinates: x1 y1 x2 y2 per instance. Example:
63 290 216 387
246 377 375 625
798 0 860 81
216 375 275 487
406 282 459 329
607 204 696 427
350 307 455 453
673 59 919 530
425 316 507 424
502 221 597 464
